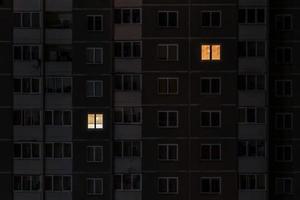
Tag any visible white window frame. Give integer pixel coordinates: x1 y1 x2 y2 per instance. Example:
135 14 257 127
275 47 292 65
87 113 104 130
238 74 266 91
13 143 41 159
114 174 142 191
157 177 179 194
200 10 222 27
87 146 103 163
13 109 41 126
157 10 179 28
157 44 179 61
13 77 41 94
238 107 265 124
44 110 72 126
200 177 222 193
86 80 103 97
13 45 40 61
239 41 265 57
239 174 267 191
275 80 292 97
275 113 293 130
45 143 72 159
114 107 142 124
239 8 266 24
238 140 265 157
157 144 178 161
200 44 222 61
86 47 103 64
200 77 221 95
157 77 179 95
45 175 72 192
200 144 221 160
114 41 142 58
200 111 221 128
87 15 103 31
275 145 293 162
45 77 72 94
14 175 41 192
115 8 142 24
15 12 40 28
87 178 103 195
275 15 293 31
115 74 142 91
114 141 142 158
157 111 179 128
276 177 293 194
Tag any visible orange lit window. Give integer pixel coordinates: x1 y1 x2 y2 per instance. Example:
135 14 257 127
201 44 221 61
88 113 103 129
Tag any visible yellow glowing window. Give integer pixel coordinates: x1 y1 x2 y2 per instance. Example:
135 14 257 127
88 113 103 129
201 44 221 61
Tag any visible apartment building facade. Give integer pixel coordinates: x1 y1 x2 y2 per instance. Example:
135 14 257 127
0 0 299 199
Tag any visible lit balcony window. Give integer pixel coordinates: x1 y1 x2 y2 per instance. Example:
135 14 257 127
88 113 103 129
200 44 221 61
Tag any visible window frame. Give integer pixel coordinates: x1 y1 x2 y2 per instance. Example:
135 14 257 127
275 14 293 31
86 80 103 97
87 15 103 31
14 175 41 192
114 107 142 124
238 107 265 124
44 175 72 192
239 174 267 191
157 110 179 128
114 174 142 191
200 144 221 161
87 113 104 130
200 10 222 28
14 12 40 28
114 41 142 58
157 177 179 194
200 77 221 95
86 146 104 163
275 112 293 130
200 177 222 193
13 143 41 159
86 47 103 64
157 43 179 61
45 143 72 159
157 77 179 95
200 44 222 61
87 178 104 195
275 145 293 162
200 110 221 128
114 8 142 24
157 144 178 161
157 10 179 28
275 177 293 194
275 80 293 97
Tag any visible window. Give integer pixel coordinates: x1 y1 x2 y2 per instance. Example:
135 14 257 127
238 140 265 157
86 80 103 97
114 107 142 124
158 111 178 128
15 12 40 28
87 15 103 31
200 144 221 160
46 13 72 29
275 113 293 130
158 11 178 27
276 145 292 162
45 143 72 159
87 146 103 162
114 141 141 158
46 77 72 94
238 107 265 124
201 11 221 27
275 47 292 64
200 44 221 61
157 44 178 61
14 45 40 61
115 74 141 91
114 174 141 191
46 46 72 62
238 41 265 57
200 77 221 95
45 175 71 191
14 78 40 94
114 8 141 24
114 41 141 58
158 177 178 194
45 110 72 126
158 144 178 161
87 178 103 195
276 15 292 31
14 143 40 159
157 77 178 95
275 80 292 97
200 111 221 127
238 8 265 24
200 177 221 193
239 174 266 190
238 74 265 91
87 113 104 129
276 178 293 194
86 48 103 64
14 175 40 191
13 109 40 126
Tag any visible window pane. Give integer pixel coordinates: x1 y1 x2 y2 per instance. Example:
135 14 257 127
54 143 63 158
168 12 177 27
158 146 167 159
157 45 167 60
201 45 210 60
201 12 210 26
201 112 210 126
88 114 95 129
158 12 167 26
132 9 141 23
158 79 167 94
211 179 220 192
22 13 30 27
169 178 177 193
212 45 221 60
158 112 167 127
169 145 177 160
158 178 167 193
211 12 220 26
168 79 178 94
96 114 103 129
168 45 178 60
211 112 220 127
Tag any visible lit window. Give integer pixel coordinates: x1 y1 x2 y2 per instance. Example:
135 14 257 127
201 44 221 61
88 113 103 129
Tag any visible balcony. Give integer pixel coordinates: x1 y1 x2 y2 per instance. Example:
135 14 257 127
115 191 142 200
14 94 42 107
115 59 141 73
14 126 42 140
14 0 40 11
45 45 72 75
239 91 267 107
114 91 141 106
115 24 142 40
239 25 267 40
14 159 42 174
45 127 72 140
45 13 72 44
239 58 267 73
45 159 72 174
114 125 141 140
238 124 267 139
239 191 267 200
114 157 141 172
239 157 268 172
13 29 41 44
114 0 142 7
46 0 72 11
